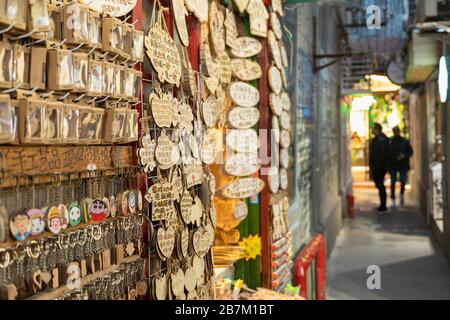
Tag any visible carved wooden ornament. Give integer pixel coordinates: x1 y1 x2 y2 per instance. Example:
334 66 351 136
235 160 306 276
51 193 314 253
246 0 269 37
225 8 239 49
209 1 226 55
180 190 193 224
270 12 283 40
200 38 218 77
150 91 173 128
201 96 219 128
280 91 291 111
155 131 179 167
154 274 168 300
268 30 283 70
280 148 289 169
218 53 232 85
231 58 262 81
137 133 157 173
272 0 284 17
184 164 204 188
280 130 291 148
226 128 259 153
171 268 185 297
269 93 283 116
268 166 280 194
230 37 262 58
193 227 212 257
229 81 260 107
145 25 182 86
228 106 260 129
185 0 208 22
81 0 137 17
272 115 280 144
204 75 220 94
268 66 282 94
220 177 265 199
145 178 176 221
280 111 291 130
156 225 176 259
172 0 189 46
279 40 289 68
225 152 261 177
280 168 288 190
201 129 217 165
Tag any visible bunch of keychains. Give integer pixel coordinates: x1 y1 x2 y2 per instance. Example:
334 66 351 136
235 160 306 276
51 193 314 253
0 168 148 300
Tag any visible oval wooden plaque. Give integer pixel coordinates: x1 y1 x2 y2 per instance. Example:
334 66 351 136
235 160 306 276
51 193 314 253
272 115 280 144
218 53 232 85
225 8 238 49
270 12 282 40
228 106 260 129
172 0 189 46
269 93 283 116
280 111 291 130
225 152 261 177
201 96 219 128
185 0 208 23
280 148 289 169
226 128 259 153
209 0 226 55
231 58 262 81
230 37 262 58
268 166 280 194
268 30 283 70
229 81 260 107
280 91 291 111
279 168 288 190
280 129 291 148
279 40 289 68
150 91 173 128
268 66 282 95
220 177 265 199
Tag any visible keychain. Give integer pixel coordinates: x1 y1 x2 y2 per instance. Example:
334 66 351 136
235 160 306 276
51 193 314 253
26 177 45 236
67 173 82 227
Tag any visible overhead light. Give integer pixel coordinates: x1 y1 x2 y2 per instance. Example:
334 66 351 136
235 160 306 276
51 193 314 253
439 56 449 103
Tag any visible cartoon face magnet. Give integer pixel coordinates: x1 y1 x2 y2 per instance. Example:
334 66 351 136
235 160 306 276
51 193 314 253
128 190 136 214
27 208 46 236
68 202 82 227
10 211 32 241
58 204 69 230
47 207 63 234
88 199 109 222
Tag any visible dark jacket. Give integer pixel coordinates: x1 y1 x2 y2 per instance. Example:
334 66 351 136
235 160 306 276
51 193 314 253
369 133 389 173
389 136 413 171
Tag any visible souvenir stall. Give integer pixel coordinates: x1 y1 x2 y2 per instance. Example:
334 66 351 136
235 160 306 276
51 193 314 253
0 0 147 300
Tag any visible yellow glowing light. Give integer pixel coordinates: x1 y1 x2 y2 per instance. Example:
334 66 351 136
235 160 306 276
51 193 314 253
369 75 401 93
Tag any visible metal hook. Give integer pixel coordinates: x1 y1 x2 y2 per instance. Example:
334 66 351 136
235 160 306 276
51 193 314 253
97 96 110 103
87 46 96 56
40 91 55 99
111 98 122 105
129 60 140 67
51 38 67 49
109 54 119 62
2 84 21 94
10 28 37 41
73 93 85 102
57 92 70 101
130 101 140 107
0 22 15 35
98 52 108 59
70 43 84 52
87 96 98 104
121 57 130 65
23 87 38 97
25 38 46 47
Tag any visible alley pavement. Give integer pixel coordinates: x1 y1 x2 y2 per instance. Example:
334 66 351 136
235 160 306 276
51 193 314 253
327 185 450 300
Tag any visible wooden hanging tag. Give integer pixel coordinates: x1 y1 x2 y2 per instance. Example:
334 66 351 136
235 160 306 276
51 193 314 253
219 177 265 199
185 0 208 22
156 225 176 259
268 65 282 94
268 30 283 70
231 58 262 81
144 178 176 221
225 8 238 49
230 36 262 58
224 151 260 177
229 81 260 107
172 0 189 46
150 90 174 128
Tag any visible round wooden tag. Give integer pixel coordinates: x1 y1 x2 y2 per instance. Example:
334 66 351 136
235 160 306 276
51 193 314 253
268 30 283 70
224 152 260 177
280 148 289 169
280 111 291 130
226 128 259 153
220 177 265 199
268 66 282 94
268 166 280 194
231 58 262 81
172 0 189 46
228 106 260 129
270 12 282 40
230 36 262 58
279 168 288 190
269 93 283 116
280 91 291 111
150 91 173 128
280 129 291 148
201 96 219 128
229 81 260 107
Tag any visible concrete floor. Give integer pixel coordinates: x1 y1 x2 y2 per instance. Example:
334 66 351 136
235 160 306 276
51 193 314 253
327 186 450 300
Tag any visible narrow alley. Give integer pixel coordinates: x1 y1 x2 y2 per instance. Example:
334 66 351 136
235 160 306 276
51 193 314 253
327 183 450 300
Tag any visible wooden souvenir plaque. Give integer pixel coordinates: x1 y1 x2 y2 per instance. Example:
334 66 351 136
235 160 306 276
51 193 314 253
200 38 218 77
145 26 182 86
157 225 176 259
268 166 280 194
201 96 219 128
279 168 288 190
150 91 173 128
227 106 260 129
218 53 232 85
180 190 193 224
268 66 282 95
172 0 189 46
80 0 137 17
272 115 280 144
279 41 289 68
229 81 260 107
226 128 259 153
225 8 239 49
224 152 261 177
231 59 262 81
268 30 283 70
230 37 262 58
201 129 217 165
155 131 179 167
280 111 291 130
272 0 284 17
270 12 283 40
280 130 291 148
145 179 176 221
280 148 289 169
280 91 291 111
138 134 157 174
209 1 226 55
269 93 283 116
246 0 269 37
220 177 265 199
185 0 209 23
184 164 204 188
193 228 212 258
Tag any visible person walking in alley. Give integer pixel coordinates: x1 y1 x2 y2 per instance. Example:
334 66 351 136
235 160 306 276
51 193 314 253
369 123 390 212
389 126 413 207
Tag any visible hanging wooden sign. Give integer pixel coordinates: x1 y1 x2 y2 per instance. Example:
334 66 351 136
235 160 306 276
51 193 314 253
145 178 176 221
137 133 157 174
272 0 284 17
272 115 280 144
201 129 217 165
231 59 262 81
280 111 291 130
184 163 204 188
247 0 269 37
180 190 193 224
157 225 176 259
154 274 168 300
280 66 288 89
172 0 189 46
225 8 239 49
280 148 289 169
269 93 283 116
200 38 217 77
268 30 283 70
80 0 137 17
204 75 220 94
184 266 197 292
279 168 288 190
268 66 282 95
145 24 182 86
177 101 194 132
225 152 261 177
234 200 248 221
226 128 259 153
201 96 219 128
228 106 260 129
191 196 204 227
271 12 283 40
218 53 232 85
229 81 260 107
230 37 262 58
150 91 173 128
193 228 212 257
171 268 185 297
182 60 197 98
220 177 265 199
280 91 291 111
268 166 280 194
279 41 289 68
185 0 208 22
180 228 189 258
156 131 179 167
209 0 226 55
171 166 184 202
280 130 291 148
233 0 249 13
